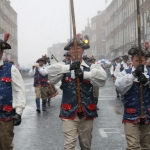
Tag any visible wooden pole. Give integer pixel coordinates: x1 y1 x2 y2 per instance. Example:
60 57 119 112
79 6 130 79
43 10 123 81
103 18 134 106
136 0 145 123
49 51 59 62
70 0 82 112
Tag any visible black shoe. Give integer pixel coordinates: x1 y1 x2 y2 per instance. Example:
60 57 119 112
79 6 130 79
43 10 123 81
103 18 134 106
36 109 41 113
47 99 51 107
42 100 46 111
117 95 120 98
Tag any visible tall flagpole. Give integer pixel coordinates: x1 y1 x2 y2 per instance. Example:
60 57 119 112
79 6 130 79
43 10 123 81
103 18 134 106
136 0 145 125
70 0 82 113
69 0 72 40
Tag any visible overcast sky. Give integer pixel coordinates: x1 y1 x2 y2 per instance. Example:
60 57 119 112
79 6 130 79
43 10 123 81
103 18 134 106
10 0 111 67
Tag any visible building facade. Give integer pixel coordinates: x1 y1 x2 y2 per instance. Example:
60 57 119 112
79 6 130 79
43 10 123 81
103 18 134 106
106 0 150 58
0 0 18 63
81 19 92 57
90 11 106 60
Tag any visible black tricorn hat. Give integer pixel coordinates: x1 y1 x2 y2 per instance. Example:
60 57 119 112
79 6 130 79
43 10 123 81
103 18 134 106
36 58 46 63
63 52 71 57
87 57 96 63
114 57 120 61
122 55 129 60
82 55 89 61
0 39 11 50
128 47 144 56
64 34 90 51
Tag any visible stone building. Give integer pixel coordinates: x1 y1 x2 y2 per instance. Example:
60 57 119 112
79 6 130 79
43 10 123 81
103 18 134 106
90 11 106 60
106 0 150 58
81 19 92 57
0 0 18 64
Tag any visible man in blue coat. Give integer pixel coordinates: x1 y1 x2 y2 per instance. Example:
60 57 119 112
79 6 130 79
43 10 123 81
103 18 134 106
0 34 26 150
115 47 150 149
43 35 107 150
28 58 48 112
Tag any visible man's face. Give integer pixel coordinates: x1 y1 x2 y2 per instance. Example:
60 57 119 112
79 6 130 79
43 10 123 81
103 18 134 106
123 59 127 63
38 61 44 66
69 46 84 60
65 56 70 61
0 50 4 60
131 55 147 68
116 59 120 63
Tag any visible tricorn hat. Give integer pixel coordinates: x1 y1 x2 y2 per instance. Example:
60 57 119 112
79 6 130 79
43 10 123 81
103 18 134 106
36 58 46 63
114 57 120 61
87 57 96 63
122 55 129 60
63 52 71 57
0 33 11 50
82 55 89 61
64 34 90 51
128 46 144 56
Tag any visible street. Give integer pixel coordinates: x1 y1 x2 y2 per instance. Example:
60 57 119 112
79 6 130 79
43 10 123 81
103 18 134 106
13 78 127 150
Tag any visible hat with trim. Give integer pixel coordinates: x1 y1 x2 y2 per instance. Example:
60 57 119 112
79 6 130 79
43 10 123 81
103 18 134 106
0 33 11 50
64 34 90 51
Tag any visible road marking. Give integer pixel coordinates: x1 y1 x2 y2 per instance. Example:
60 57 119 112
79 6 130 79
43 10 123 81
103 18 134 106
99 128 107 137
99 128 125 138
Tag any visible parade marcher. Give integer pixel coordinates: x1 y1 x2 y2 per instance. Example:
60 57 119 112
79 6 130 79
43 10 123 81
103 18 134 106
87 57 100 110
42 35 107 150
42 54 52 106
0 34 26 150
42 54 51 66
114 55 129 78
110 57 120 79
115 47 150 149
42 54 58 106
4 58 15 65
28 58 48 112
62 52 71 63
146 59 150 69
82 55 89 62
110 57 121 97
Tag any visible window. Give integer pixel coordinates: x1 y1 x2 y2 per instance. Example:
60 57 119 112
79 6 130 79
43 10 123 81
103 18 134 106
91 22 96 30
102 21 106 28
